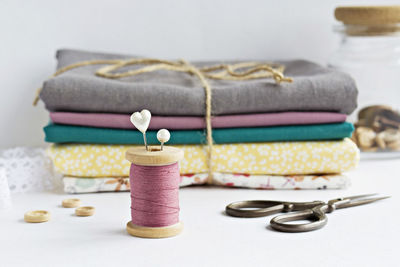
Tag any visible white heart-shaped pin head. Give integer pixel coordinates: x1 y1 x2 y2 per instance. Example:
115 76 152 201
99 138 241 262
130 109 151 133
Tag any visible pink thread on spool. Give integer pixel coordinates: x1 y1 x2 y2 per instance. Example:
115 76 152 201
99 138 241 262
130 163 180 227
125 146 184 238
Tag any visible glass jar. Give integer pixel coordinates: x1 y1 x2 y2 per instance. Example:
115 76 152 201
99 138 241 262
329 6 400 157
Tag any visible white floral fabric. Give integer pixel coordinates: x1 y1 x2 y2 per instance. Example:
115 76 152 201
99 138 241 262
63 173 350 193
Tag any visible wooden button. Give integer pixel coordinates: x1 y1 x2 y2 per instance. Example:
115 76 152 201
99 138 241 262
75 206 95 216
24 210 50 223
62 198 81 208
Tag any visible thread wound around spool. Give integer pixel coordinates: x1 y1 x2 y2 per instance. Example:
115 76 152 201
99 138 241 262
125 146 184 166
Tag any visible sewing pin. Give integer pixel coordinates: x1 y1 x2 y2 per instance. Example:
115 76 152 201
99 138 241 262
157 129 170 151
143 133 148 151
130 109 152 151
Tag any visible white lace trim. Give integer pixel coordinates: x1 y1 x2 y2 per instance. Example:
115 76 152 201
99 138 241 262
0 147 62 194
0 169 11 209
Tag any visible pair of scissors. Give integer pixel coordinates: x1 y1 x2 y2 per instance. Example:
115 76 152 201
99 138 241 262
225 194 389 232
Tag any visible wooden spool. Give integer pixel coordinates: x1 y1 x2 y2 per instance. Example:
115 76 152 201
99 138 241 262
125 146 184 238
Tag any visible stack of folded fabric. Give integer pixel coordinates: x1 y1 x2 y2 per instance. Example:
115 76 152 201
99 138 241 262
40 49 360 193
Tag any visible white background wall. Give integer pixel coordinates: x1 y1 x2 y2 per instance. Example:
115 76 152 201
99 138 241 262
0 0 398 148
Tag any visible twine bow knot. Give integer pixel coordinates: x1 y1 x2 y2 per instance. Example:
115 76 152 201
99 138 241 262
34 57 293 183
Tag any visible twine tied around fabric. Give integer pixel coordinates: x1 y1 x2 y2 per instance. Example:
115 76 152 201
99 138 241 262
105 177 130 191
33 58 293 183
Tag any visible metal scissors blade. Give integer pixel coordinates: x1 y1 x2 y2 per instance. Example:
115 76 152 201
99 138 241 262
270 193 390 233
332 194 391 210
341 193 378 200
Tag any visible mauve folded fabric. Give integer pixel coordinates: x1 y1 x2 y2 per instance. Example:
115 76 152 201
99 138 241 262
40 49 358 115
43 122 354 144
50 111 347 130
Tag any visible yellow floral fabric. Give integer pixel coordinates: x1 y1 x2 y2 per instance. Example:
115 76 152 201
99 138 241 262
47 138 359 177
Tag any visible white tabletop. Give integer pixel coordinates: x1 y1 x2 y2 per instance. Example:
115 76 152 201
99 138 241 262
1 158 399 267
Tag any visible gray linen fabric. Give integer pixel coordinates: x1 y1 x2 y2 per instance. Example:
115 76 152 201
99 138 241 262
40 49 358 115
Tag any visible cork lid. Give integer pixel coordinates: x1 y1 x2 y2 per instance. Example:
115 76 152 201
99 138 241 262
335 6 400 25
125 146 183 166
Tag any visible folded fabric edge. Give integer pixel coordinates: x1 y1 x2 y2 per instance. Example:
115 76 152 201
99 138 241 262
62 173 350 193
46 138 360 177
43 122 354 144
49 111 348 130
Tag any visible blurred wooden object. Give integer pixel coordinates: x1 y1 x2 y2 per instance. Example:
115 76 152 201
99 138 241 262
353 105 400 151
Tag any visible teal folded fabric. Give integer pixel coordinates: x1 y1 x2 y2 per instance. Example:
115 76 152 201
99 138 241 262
44 122 354 144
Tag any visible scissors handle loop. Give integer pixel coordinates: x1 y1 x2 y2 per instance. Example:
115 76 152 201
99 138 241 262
226 200 286 218
225 200 324 218
270 205 328 232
